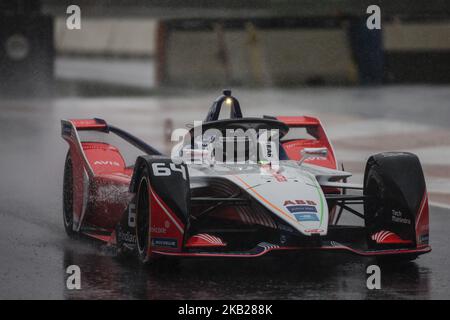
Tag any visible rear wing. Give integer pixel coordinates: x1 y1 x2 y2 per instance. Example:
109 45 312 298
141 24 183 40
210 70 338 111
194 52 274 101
66 118 108 131
61 119 97 177
62 118 162 155
276 116 320 126
61 118 162 177
275 116 338 170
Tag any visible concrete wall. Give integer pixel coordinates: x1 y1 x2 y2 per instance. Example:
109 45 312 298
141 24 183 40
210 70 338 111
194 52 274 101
163 21 450 86
53 18 450 85
385 22 450 51
54 19 450 55
262 29 354 85
384 22 450 83
164 27 356 86
55 18 156 56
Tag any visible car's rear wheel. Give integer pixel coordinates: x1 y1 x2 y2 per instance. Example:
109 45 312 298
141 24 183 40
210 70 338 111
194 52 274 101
135 168 154 264
63 152 76 237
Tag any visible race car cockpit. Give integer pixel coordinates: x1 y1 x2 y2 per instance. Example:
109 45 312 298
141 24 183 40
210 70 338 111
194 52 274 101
182 90 290 163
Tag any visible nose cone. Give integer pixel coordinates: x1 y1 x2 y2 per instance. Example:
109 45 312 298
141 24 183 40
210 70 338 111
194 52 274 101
225 165 328 236
251 180 328 236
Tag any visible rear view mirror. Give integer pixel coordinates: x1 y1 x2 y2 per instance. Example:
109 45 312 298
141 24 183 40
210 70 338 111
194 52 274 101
299 147 328 165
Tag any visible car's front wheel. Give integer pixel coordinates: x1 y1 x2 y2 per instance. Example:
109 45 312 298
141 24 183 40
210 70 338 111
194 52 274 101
363 152 426 261
135 168 155 264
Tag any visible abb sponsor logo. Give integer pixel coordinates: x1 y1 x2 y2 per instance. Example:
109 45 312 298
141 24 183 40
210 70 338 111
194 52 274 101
283 200 317 206
94 160 121 166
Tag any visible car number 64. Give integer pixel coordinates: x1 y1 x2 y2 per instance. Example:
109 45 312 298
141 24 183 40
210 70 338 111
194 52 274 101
152 163 187 180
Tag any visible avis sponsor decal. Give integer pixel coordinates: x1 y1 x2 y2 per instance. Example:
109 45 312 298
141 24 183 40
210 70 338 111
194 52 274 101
94 160 121 166
151 238 178 248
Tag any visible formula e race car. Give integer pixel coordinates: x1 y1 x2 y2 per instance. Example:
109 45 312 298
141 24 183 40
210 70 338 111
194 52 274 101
61 90 430 263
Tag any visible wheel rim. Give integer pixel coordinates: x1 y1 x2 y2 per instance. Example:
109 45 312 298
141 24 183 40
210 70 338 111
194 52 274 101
136 177 150 256
63 156 73 227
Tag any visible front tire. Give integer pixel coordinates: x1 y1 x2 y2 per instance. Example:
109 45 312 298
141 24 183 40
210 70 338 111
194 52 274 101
364 152 425 257
364 165 390 244
135 168 155 264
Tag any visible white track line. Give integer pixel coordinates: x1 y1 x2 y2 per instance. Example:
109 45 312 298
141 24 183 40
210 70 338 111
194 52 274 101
430 202 450 210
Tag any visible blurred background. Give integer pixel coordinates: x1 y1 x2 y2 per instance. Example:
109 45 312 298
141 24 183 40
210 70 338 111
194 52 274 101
1 0 450 95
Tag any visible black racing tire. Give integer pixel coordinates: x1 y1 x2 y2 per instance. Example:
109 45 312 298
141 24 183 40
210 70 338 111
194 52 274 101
364 165 390 243
135 167 155 264
63 152 77 238
364 152 424 254
365 166 419 263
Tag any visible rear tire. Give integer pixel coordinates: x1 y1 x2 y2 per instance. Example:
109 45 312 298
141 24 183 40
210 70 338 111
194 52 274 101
63 152 77 238
135 167 155 264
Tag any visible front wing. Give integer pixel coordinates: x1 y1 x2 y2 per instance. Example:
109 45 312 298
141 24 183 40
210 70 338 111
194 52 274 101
152 241 431 258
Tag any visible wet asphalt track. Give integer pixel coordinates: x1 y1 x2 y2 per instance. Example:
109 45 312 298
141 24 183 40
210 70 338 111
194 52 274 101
0 86 449 299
